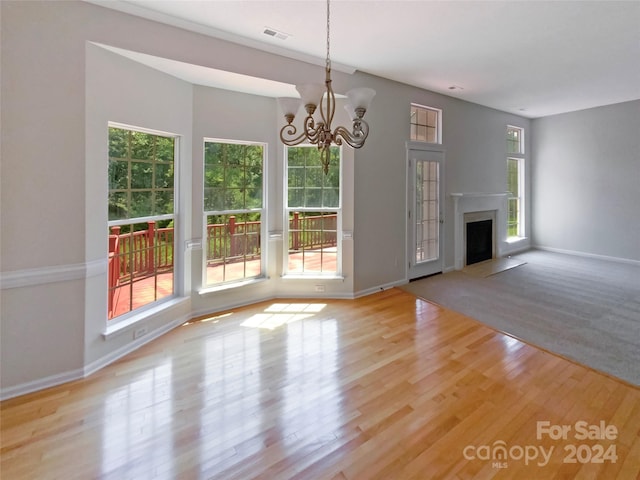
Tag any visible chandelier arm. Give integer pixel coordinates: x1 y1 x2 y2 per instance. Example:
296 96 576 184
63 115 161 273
279 123 309 146
357 119 370 139
302 115 322 143
280 128 308 146
280 115 326 146
333 120 370 149
306 130 322 145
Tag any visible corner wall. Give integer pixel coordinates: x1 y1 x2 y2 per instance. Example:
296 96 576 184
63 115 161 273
84 44 194 367
531 100 640 262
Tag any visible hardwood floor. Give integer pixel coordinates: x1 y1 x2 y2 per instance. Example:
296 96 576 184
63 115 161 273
2 289 639 479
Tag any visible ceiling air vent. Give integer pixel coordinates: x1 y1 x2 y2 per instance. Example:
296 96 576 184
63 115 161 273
263 27 290 40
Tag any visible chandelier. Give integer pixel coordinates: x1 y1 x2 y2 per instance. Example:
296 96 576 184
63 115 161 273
277 0 375 174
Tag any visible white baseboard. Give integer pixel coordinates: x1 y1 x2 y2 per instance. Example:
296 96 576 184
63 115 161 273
503 245 531 257
85 314 190 378
191 288 359 321
354 279 407 298
534 245 640 267
0 313 189 401
0 368 86 401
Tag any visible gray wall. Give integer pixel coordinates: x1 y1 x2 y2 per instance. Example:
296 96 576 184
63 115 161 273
531 100 640 261
351 73 531 291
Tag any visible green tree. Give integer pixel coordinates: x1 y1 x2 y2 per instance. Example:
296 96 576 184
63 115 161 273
108 127 175 220
287 146 339 208
204 142 264 211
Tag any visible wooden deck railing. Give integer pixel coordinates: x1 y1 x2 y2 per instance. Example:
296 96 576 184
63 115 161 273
289 212 337 250
206 217 262 266
108 222 174 280
108 214 337 313
108 222 173 317
108 233 120 315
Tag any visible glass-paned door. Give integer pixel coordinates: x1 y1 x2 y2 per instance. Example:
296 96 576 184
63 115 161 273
407 146 444 279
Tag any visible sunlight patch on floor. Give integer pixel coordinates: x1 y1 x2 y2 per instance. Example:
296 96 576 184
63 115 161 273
242 303 327 330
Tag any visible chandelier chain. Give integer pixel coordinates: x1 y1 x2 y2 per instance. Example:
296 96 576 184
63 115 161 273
277 0 373 175
326 0 331 72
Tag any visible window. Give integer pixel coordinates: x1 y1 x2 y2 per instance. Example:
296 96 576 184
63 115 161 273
203 140 265 287
507 126 523 154
285 146 341 275
108 126 177 320
410 104 442 143
506 126 525 238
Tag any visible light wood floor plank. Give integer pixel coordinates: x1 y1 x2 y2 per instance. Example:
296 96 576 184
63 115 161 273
2 289 639 479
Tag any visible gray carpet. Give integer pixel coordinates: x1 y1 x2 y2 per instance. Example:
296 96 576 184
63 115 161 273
400 250 640 386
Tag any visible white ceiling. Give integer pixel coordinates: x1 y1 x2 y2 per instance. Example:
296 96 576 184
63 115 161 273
93 0 640 118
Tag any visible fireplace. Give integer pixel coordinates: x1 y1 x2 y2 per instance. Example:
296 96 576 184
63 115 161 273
465 213 494 265
451 193 508 270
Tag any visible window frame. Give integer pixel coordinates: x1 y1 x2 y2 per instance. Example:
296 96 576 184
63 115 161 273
107 123 179 324
506 125 525 239
283 145 343 278
410 104 442 144
201 138 267 290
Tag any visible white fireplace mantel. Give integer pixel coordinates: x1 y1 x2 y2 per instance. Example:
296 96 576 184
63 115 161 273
451 193 508 270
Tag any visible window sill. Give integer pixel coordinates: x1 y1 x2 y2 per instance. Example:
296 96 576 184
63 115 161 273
103 296 189 340
199 276 268 295
282 274 345 281
506 236 528 244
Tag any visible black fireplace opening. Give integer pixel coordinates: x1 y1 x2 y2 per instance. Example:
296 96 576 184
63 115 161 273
466 219 493 265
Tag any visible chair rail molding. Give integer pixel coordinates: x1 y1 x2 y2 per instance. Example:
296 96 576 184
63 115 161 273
0 259 107 289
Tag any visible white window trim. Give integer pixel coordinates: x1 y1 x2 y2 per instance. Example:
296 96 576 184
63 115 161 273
106 123 181 327
506 125 526 239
